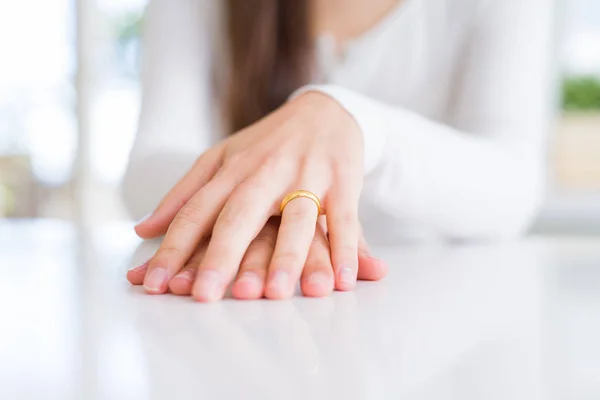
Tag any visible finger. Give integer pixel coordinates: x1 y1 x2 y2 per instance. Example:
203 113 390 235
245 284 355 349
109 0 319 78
300 219 334 297
134 145 224 239
168 242 207 296
326 182 360 291
265 195 320 300
231 219 279 300
357 230 389 281
168 265 198 296
126 261 149 285
142 172 238 295
193 161 289 302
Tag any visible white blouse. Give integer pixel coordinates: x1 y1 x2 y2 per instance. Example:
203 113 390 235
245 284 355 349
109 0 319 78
122 0 555 244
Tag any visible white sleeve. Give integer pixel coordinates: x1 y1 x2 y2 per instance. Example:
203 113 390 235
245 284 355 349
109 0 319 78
294 0 555 239
121 0 217 220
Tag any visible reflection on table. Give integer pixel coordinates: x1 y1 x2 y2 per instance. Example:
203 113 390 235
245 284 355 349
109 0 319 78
1 220 599 400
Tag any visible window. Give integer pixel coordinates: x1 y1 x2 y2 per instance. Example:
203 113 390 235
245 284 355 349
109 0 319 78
535 0 600 234
0 0 76 218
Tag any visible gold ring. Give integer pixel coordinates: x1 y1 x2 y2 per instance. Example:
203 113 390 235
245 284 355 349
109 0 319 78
280 190 323 215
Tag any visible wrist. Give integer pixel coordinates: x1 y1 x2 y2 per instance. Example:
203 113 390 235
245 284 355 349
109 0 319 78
292 91 361 136
290 84 386 176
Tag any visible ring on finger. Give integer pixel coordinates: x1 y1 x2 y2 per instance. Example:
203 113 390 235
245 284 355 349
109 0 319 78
280 190 324 216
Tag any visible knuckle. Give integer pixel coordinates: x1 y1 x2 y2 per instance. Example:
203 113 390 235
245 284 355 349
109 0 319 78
216 201 246 228
261 152 283 169
221 154 251 183
212 164 229 180
174 205 204 227
224 152 245 168
173 196 189 211
261 151 294 176
216 207 236 228
154 245 181 261
194 153 221 179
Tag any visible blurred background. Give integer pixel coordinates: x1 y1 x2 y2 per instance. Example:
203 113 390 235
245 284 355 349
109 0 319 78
0 0 599 234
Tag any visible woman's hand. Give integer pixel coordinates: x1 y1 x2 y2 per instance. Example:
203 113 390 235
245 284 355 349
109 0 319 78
128 218 388 298
134 92 379 301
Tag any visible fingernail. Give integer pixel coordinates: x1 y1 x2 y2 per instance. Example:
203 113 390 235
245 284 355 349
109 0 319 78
128 262 148 273
144 267 168 293
238 271 260 286
307 271 329 288
195 270 221 301
135 212 152 227
177 269 196 282
339 267 355 285
269 270 289 291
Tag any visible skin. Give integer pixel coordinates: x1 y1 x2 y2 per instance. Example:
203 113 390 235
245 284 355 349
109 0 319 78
128 217 388 299
129 0 401 301
311 0 402 44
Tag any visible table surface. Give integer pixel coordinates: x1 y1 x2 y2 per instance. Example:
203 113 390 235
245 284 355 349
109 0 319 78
1 220 599 400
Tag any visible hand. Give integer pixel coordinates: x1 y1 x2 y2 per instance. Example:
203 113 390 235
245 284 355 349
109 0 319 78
128 218 388 298
134 92 382 301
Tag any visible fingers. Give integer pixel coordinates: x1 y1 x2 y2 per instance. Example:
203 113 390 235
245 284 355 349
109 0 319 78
126 261 149 285
193 164 288 302
142 174 236 294
134 146 224 239
300 219 335 297
132 222 384 300
326 183 360 291
168 242 207 296
265 195 320 299
168 265 198 295
357 230 389 281
230 219 279 300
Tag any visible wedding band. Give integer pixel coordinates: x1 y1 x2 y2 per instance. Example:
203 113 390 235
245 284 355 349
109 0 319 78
280 190 324 215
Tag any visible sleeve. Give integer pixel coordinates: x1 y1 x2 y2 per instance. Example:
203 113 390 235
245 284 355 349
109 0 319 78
293 0 556 239
121 0 217 221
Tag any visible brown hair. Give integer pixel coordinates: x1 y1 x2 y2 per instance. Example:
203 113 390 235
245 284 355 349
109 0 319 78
224 0 313 133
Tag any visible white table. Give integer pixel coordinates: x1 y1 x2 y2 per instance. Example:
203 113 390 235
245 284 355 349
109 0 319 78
1 220 599 400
